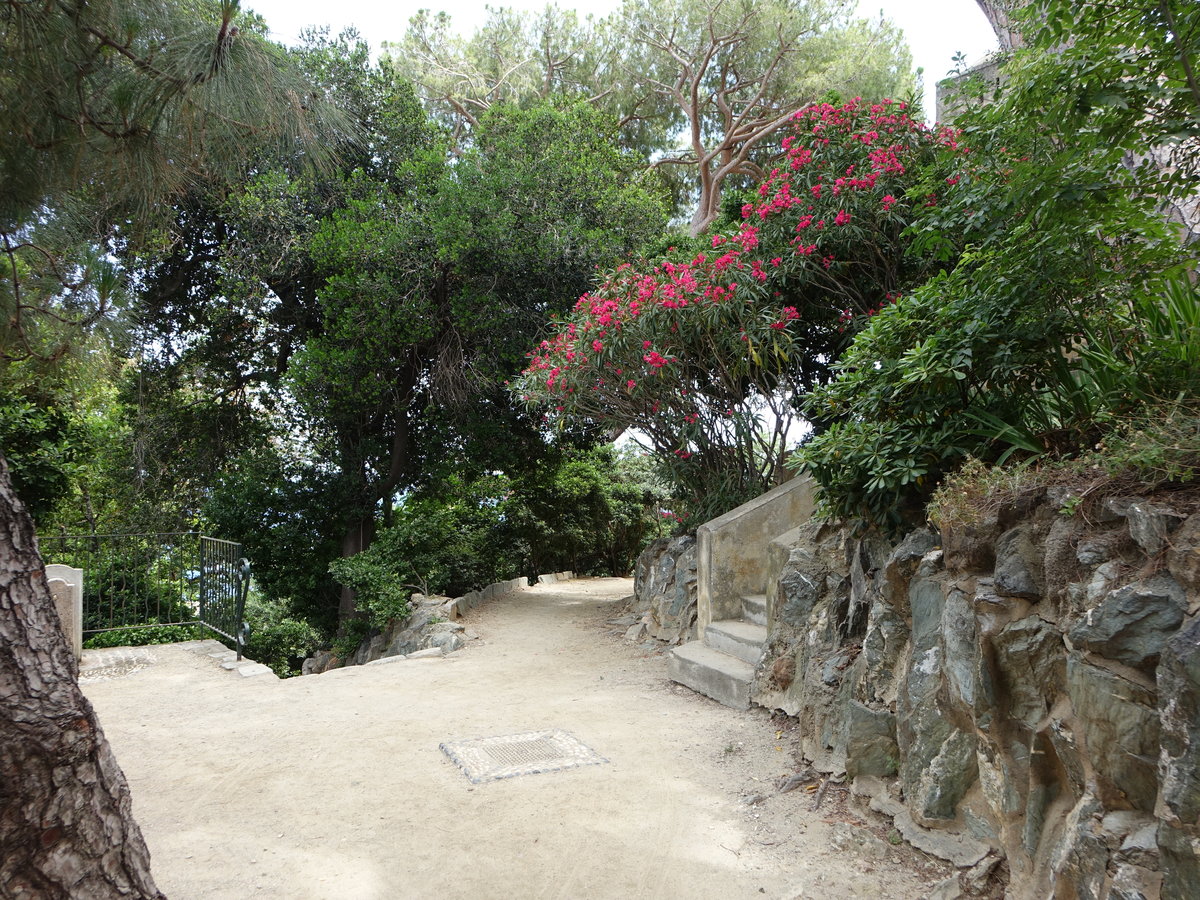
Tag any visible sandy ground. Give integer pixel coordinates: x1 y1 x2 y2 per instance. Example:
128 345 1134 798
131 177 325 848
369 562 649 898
82 577 950 900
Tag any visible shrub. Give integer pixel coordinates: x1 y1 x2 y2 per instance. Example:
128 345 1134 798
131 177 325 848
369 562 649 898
326 444 669 631
795 64 1189 531
928 401 1200 534
516 98 954 524
84 623 208 648
327 551 414 632
244 616 323 678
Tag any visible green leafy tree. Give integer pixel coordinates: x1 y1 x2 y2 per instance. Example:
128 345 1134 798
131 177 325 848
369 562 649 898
498 444 671 577
1014 0 1198 220
0 359 94 524
133 28 667 628
388 6 619 144
302 99 664 622
1 1 345 363
203 444 347 632
0 1 344 894
516 99 950 525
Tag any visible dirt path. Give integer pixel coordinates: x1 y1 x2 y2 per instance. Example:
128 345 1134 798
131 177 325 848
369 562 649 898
82 578 948 899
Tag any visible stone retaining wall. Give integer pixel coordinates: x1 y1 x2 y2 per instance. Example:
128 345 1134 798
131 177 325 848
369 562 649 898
754 493 1200 898
629 536 697 645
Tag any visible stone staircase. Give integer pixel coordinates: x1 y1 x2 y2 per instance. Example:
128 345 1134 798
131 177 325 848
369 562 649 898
663 476 817 709
667 593 767 710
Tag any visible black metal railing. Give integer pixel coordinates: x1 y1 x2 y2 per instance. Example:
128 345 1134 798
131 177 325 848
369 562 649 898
38 532 250 657
199 537 249 659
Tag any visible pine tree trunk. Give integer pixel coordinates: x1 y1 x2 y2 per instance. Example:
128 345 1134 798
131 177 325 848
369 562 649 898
0 452 165 899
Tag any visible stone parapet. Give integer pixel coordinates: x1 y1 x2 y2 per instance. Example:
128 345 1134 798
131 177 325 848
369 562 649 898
696 476 815 634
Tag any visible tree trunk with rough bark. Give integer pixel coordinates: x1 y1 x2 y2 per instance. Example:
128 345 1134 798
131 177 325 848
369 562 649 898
338 513 377 623
0 452 165 899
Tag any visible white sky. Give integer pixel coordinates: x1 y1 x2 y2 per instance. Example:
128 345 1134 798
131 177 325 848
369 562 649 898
245 0 998 123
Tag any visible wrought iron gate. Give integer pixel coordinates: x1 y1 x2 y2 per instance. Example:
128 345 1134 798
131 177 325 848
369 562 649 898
198 537 250 654
38 532 250 657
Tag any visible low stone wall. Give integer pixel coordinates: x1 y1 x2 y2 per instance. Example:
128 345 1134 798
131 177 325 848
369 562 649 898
753 493 1200 899
629 536 697 645
442 570 574 622
303 571 574 674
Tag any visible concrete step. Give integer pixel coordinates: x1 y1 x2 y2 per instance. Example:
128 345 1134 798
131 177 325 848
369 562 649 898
705 619 767 665
741 594 767 627
220 657 279 680
667 641 754 710
176 641 280 681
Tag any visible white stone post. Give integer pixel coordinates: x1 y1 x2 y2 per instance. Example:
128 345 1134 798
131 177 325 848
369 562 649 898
45 563 84 661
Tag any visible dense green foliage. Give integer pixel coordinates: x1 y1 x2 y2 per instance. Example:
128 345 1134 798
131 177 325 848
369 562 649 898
0 1 342 534
12 0 1197 670
516 99 952 526
325 446 669 632
29 0 1162 669
390 0 915 228
0 0 345 364
794 0 1199 530
0 387 82 524
240 593 325 678
2 3 684 667
520 0 1199 536
125 29 668 631
1024 0 1199 190
84 624 208 650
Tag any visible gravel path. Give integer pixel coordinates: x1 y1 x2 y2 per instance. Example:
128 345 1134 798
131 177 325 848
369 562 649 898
82 577 948 899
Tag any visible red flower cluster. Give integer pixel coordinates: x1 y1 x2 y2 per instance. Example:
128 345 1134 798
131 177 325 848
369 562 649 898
745 100 930 238
770 306 801 330
518 97 969 416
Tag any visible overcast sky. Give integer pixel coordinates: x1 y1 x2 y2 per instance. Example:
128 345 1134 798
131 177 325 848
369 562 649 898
244 0 999 122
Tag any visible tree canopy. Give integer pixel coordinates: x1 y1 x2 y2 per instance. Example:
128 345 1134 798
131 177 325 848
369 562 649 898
0 0 348 362
388 0 916 232
0 1 347 894
127 30 667 627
